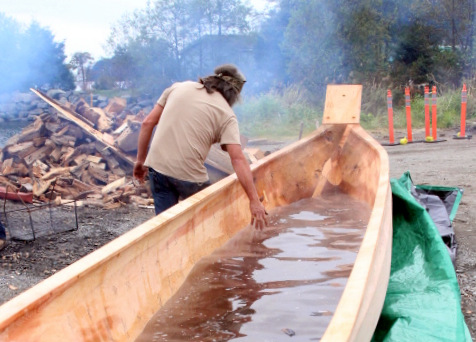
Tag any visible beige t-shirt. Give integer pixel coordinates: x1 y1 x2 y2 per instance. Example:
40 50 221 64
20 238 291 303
144 81 241 183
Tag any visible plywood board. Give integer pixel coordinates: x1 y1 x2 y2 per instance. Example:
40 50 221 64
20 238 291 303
322 85 362 124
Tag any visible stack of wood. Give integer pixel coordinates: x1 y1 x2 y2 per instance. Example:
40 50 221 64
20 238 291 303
0 89 267 209
0 92 150 209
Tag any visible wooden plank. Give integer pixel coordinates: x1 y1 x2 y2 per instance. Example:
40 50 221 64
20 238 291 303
322 85 362 124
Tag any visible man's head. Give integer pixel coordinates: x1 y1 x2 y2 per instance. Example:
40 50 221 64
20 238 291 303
214 64 246 93
199 64 246 106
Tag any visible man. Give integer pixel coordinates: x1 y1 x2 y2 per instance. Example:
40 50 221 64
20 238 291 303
133 64 267 229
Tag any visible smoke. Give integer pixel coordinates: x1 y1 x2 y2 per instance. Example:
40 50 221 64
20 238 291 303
0 13 73 104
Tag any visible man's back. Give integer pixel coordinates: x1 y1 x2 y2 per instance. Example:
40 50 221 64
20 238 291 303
145 81 240 183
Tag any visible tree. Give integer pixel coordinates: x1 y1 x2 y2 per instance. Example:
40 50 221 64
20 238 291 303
0 15 75 93
106 0 252 85
252 0 291 93
70 52 94 91
283 0 345 97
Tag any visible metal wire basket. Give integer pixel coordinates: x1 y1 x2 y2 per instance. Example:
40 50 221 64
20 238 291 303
1 179 79 241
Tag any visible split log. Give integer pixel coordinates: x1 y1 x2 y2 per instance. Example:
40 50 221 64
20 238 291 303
73 154 88 166
72 179 96 193
17 118 45 143
32 160 49 178
2 161 29 177
67 125 84 140
50 134 77 147
33 179 54 197
105 97 127 116
86 155 103 164
6 141 37 159
115 121 140 152
24 145 54 166
76 99 100 126
45 121 61 133
129 195 154 206
91 107 112 132
50 148 62 163
88 164 109 184
62 147 79 166
41 167 73 181
1 159 14 175
32 137 47 148
101 176 127 195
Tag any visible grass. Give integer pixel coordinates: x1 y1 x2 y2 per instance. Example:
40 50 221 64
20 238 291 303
235 85 323 139
236 82 475 139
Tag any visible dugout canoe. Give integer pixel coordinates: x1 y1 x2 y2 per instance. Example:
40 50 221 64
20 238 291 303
0 85 392 342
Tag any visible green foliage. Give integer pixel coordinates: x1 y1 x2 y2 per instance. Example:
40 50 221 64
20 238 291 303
104 0 253 92
283 1 344 97
70 52 94 91
359 84 470 133
235 85 322 138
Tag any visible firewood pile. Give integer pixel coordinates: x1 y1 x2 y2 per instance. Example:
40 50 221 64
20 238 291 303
0 90 151 209
0 89 268 210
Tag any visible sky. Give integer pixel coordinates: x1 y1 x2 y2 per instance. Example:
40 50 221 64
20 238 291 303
1 0 151 59
1 0 268 61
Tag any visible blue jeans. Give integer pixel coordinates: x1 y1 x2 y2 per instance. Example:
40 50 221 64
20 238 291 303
149 168 211 215
0 214 6 240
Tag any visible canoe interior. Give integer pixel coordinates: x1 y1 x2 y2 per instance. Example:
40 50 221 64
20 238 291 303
0 85 392 342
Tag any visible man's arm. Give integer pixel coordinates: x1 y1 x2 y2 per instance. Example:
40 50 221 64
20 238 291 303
225 144 268 229
133 104 164 182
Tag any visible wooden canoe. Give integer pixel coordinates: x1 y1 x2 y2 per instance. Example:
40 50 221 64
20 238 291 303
0 85 392 342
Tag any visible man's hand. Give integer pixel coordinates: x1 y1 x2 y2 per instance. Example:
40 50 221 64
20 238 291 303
250 199 268 230
225 144 269 230
135 103 164 182
133 161 148 183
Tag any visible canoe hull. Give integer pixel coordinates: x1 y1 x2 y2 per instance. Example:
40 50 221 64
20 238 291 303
0 86 392 342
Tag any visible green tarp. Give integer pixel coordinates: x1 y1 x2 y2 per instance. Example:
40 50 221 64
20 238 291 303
372 172 471 342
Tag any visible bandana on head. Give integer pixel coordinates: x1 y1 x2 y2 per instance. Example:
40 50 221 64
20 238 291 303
216 73 246 93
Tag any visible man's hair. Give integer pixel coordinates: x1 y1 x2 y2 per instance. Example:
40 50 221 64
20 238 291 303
199 64 246 107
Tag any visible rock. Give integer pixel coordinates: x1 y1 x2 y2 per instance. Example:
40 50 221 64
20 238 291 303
46 89 66 100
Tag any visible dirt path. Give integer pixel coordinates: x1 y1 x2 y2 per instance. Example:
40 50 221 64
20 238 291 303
0 127 475 339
